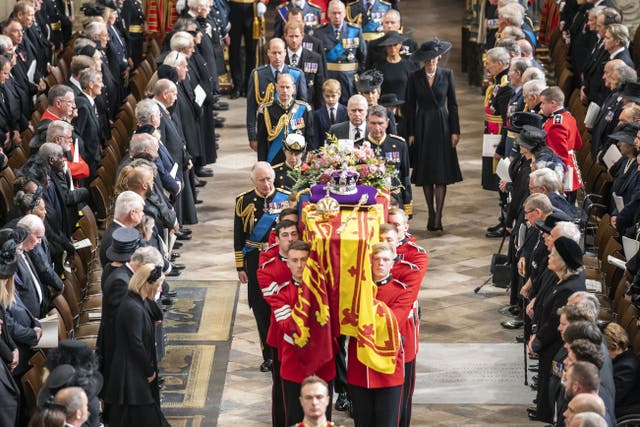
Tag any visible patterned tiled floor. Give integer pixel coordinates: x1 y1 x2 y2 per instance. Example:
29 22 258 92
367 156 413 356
159 0 541 425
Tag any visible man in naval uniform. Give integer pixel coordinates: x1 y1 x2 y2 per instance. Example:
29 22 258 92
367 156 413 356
247 38 308 153
345 0 391 43
273 133 306 191
234 161 291 373
315 0 366 104
274 0 323 38
120 0 145 67
357 104 411 212
256 73 313 166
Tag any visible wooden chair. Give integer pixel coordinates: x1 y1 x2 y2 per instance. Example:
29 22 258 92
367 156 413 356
0 176 13 224
21 366 45 420
50 66 64 85
89 176 112 228
8 145 28 170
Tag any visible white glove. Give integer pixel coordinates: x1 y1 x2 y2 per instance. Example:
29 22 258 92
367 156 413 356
256 2 266 17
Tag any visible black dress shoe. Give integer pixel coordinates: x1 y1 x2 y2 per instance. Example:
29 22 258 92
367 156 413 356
163 290 178 297
230 90 240 99
173 241 183 249
167 269 181 277
195 199 203 204
172 263 186 270
515 335 525 343
260 359 273 372
212 101 229 110
171 251 181 260
335 392 350 411
161 297 174 306
176 231 192 240
486 226 508 238
508 305 521 316
487 222 504 232
194 179 207 188
501 319 524 329
195 167 214 178
180 228 192 235
215 116 226 126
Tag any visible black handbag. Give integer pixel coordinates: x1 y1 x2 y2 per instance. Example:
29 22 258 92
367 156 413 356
490 234 511 288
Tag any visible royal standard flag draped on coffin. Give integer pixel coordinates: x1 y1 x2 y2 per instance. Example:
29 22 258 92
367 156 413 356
290 204 400 374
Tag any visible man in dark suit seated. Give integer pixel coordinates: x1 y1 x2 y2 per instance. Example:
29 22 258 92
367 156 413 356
313 79 347 148
328 93 368 141
99 191 146 267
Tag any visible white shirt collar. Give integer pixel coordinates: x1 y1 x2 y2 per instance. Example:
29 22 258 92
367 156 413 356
610 47 625 59
70 77 82 91
82 91 95 106
349 122 364 139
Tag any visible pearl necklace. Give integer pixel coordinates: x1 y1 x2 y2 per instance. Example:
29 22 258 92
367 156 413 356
426 70 436 78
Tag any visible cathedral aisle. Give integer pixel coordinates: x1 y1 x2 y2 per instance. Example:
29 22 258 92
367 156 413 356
159 0 536 425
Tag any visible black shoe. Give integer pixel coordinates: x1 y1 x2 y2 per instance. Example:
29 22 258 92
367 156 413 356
486 226 508 238
212 101 229 111
195 199 204 204
427 216 435 231
508 305 520 316
515 335 525 343
194 179 207 188
230 90 240 99
214 116 226 128
260 359 273 372
173 241 183 249
501 319 523 329
176 231 192 240
335 392 350 411
180 228 192 235
167 269 181 277
195 167 214 178
172 263 186 270
163 290 178 297
487 222 504 232
161 297 174 306
171 252 181 261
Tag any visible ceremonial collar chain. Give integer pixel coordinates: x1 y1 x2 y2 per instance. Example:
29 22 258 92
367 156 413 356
277 98 294 110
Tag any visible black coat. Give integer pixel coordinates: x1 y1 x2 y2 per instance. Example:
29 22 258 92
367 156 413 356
0 306 19 427
103 291 159 405
72 94 102 177
6 293 40 377
407 67 462 185
612 349 640 416
15 254 47 319
175 82 202 159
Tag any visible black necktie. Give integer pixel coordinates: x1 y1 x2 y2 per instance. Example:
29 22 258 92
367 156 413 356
275 69 280 81
330 107 335 124
354 127 361 139
335 28 341 40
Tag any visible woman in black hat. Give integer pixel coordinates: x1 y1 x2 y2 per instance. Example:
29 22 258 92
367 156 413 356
103 263 167 427
406 38 461 231
528 236 586 422
0 229 22 427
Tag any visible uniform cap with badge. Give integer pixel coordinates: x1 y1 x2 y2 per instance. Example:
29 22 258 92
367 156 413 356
283 133 307 152
608 122 640 146
411 37 452 62
514 125 547 150
355 69 384 93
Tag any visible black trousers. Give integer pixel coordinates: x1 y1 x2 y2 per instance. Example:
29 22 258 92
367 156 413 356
399 360 416 427
245 250 272 362
228 1 256 92
282 379 333 426
350 384 402 427
334 335 348 394
272 349 285 427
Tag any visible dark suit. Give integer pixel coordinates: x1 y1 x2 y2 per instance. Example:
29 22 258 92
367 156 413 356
14 254 47 319
6 293 41 377
72 93 102 177
612 349 640 416
0 306 19 427
328 120 362 140
313 103 348 148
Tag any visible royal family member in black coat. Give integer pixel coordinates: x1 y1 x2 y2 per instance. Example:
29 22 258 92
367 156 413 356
103 264 166 426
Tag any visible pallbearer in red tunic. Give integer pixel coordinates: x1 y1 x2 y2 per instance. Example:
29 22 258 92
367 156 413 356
258 219 299 427
379 224 426 427
292 376 345 427
269 241 336 426
347 243 413 427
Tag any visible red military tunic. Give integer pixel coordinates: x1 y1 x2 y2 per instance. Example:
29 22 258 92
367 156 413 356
257 255 292 348
347 275 414 388
396 238 428 272
271 279 336 383
391 258 424 363
543 108 583 191
258 241 278 265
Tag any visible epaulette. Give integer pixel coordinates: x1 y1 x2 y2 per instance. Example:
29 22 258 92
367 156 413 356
272 161 286 170
407 240 426 253
499 74 509 87
398 259 419 270
275 187 291 195
379 0 392 5
236 189 253 199
294 99 313 111
307 1 322 10
346 22 361 29
346 0 359 5
259 256 276 269
389 133 406 142
553 114 563 124
393 278 409 289
264 241 278 252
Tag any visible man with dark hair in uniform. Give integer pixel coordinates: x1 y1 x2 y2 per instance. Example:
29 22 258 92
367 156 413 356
273 133 307 191
256 73 313 166
234 162 291 373
315 0 366 104
357 104 411 213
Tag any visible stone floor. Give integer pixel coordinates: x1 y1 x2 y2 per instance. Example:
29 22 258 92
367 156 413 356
159 0 545 425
